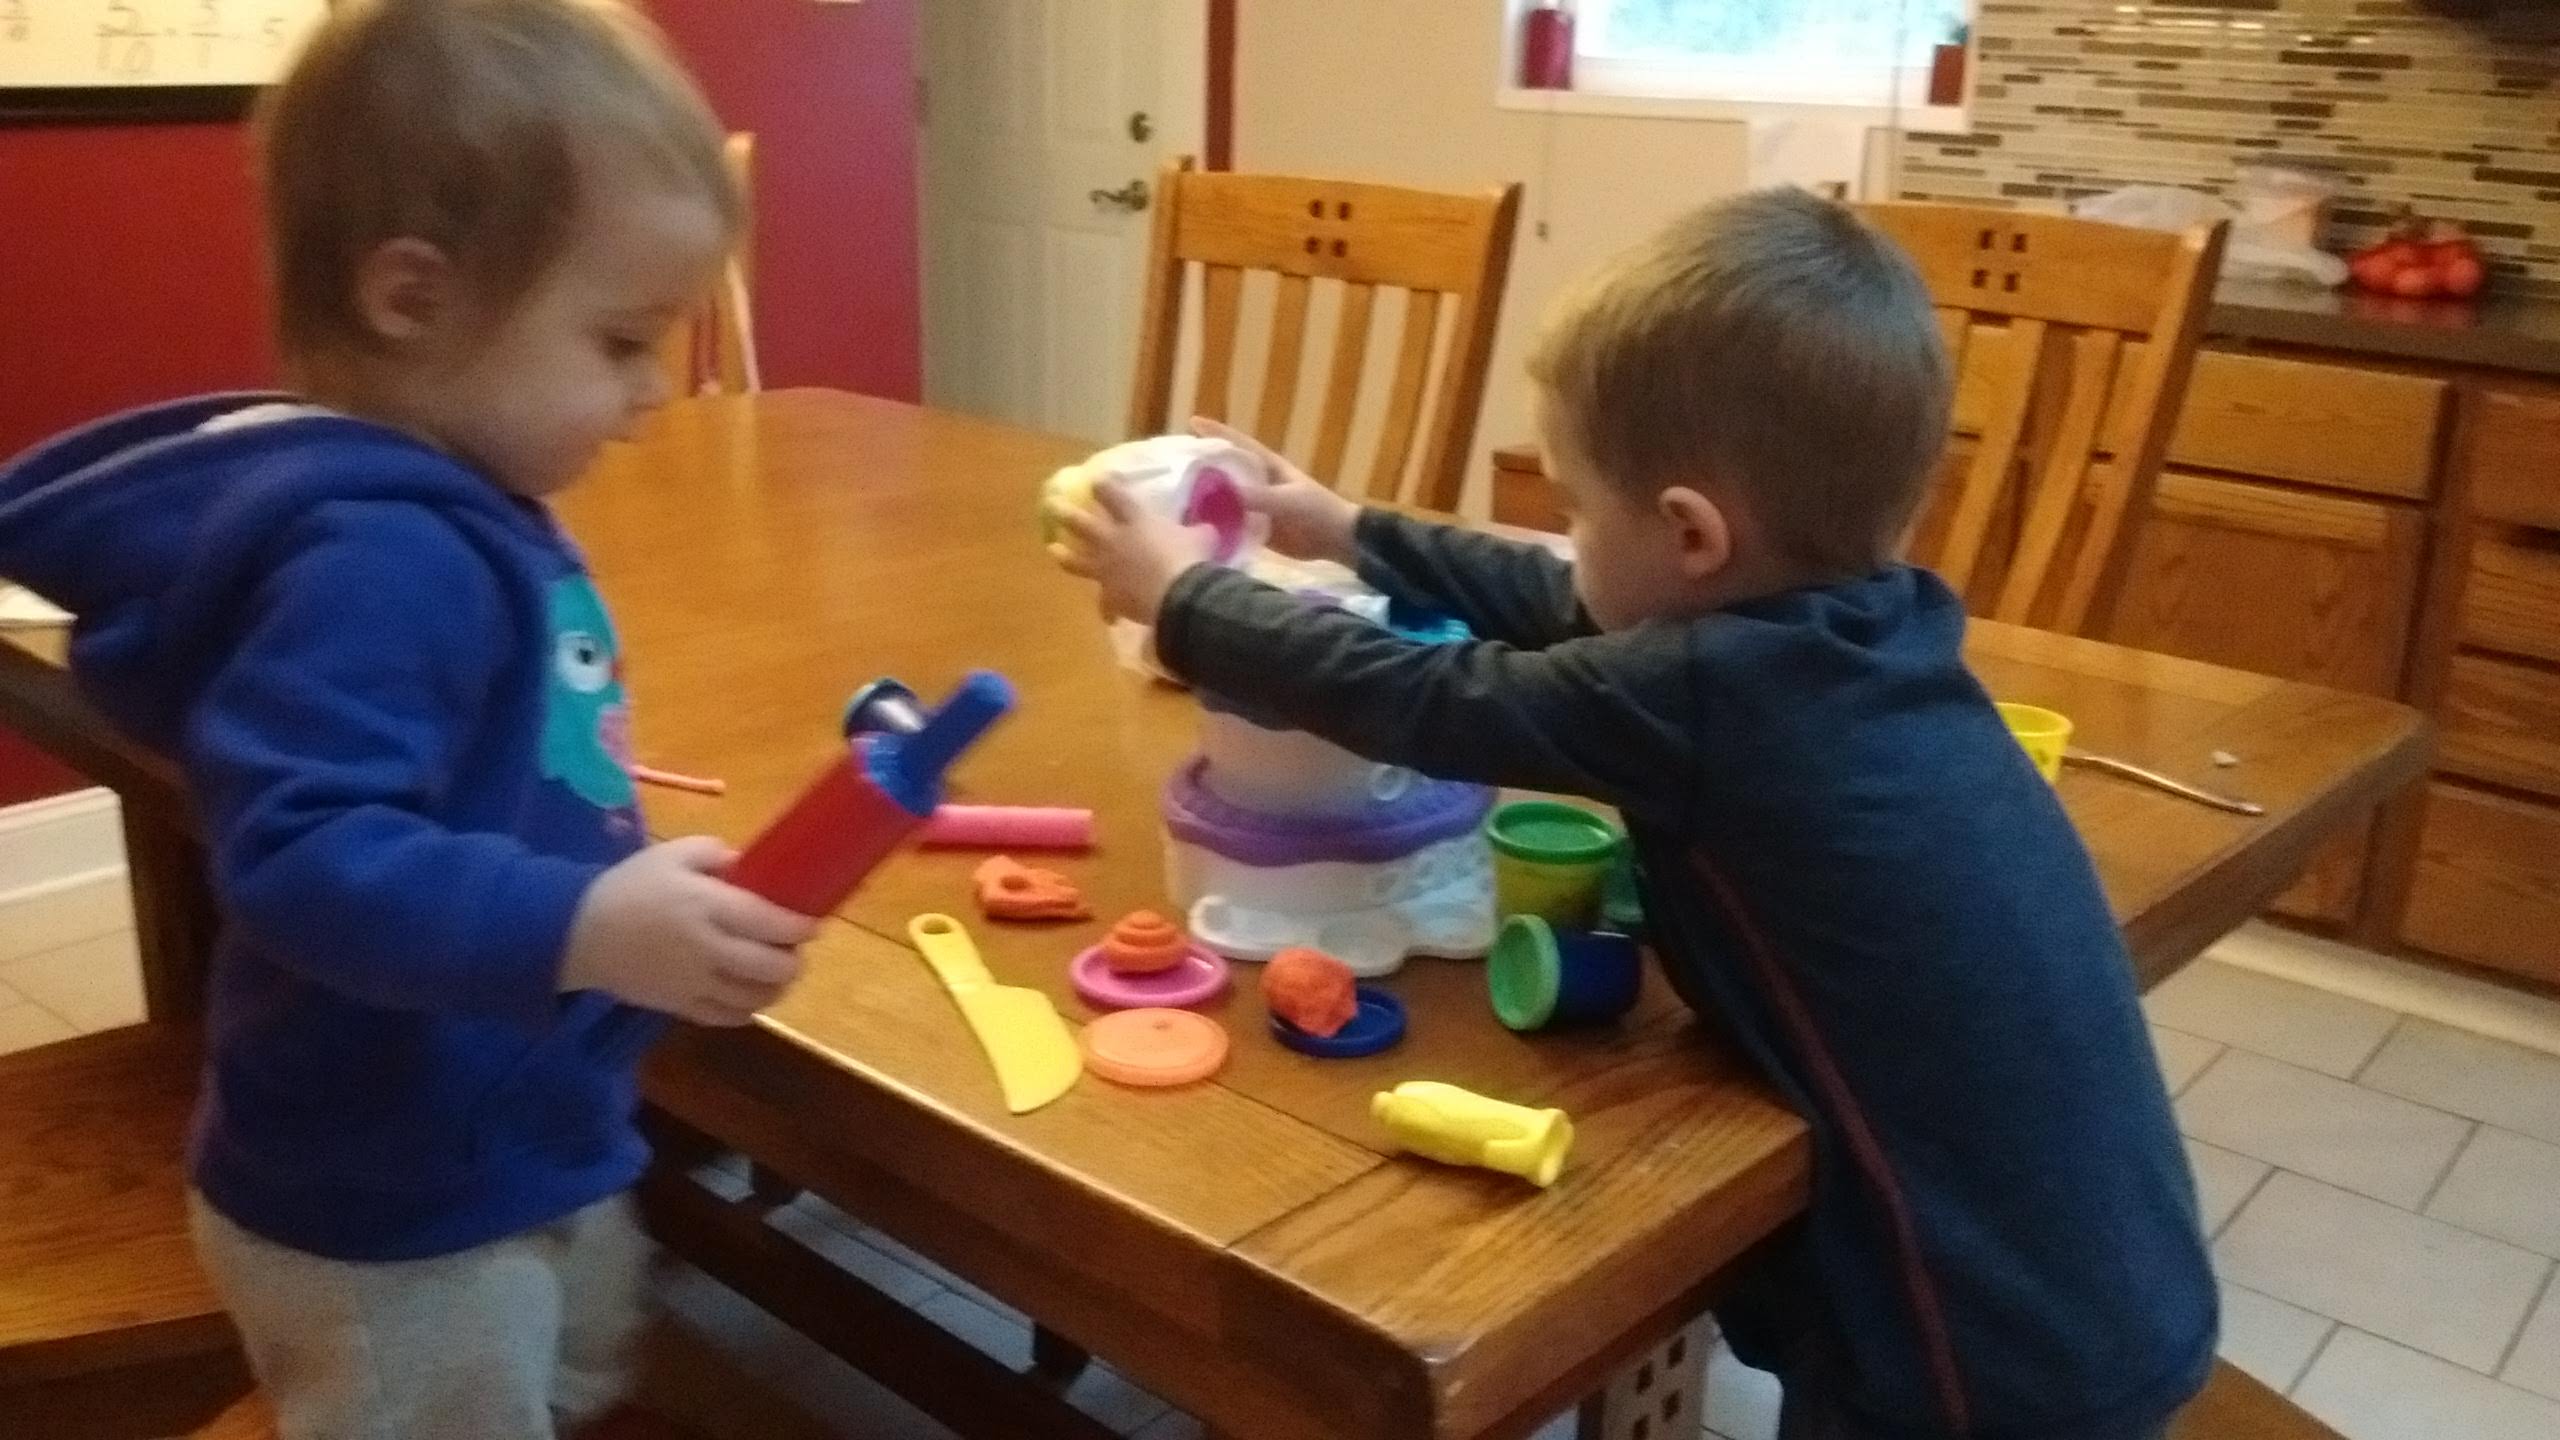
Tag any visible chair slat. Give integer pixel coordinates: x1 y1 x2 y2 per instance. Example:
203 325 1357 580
1312 282 1376 484
1935 317 2048 596
1195 264 1245 424
2055 222 2227 632
1995 329 2124 625
1936 307 1973 376
1258 273 1313 447
1365 289 1442 502
1127 158 1520 513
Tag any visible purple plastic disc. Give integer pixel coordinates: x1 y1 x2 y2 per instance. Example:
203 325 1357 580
1070 943 1233 1011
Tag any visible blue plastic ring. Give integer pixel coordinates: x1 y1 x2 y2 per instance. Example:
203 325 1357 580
1269 984 1407 1058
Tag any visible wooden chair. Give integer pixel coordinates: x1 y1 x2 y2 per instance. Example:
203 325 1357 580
0 1023 238 1428
1129 155 1522 513
1861 201 2228 635
191 1390 276 1440
2169 1359 2345 1440
664 132 760 399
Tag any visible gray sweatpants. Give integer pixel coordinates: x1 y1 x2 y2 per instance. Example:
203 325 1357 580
189 1191 652 1440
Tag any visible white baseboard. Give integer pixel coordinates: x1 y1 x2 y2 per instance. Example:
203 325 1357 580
0 788 123 894
2210 921 2560 1062
0 790 131 963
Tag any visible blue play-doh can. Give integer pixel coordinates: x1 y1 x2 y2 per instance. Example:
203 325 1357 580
1486 915 1642 1031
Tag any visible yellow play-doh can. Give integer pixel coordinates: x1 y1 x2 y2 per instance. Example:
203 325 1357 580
1997 702 2073 783
1486 801 1622 927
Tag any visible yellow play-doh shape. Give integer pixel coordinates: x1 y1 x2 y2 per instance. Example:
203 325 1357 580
1370 1081 1574 1187
1040 465 1103 561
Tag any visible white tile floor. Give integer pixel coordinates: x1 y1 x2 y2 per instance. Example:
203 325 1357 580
11 884 2560 1439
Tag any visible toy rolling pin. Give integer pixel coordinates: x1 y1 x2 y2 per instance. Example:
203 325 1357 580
920 804 1095 851
727 672 1014 917
1371 1081 1575 1188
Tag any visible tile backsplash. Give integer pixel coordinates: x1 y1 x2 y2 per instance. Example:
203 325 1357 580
1892 1 2560 294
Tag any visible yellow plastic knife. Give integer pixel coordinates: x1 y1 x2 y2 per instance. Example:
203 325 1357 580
907 914 1081 1115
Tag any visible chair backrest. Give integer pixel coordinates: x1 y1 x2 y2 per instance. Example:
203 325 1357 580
664 132 760 399
1859 201 2228 634
1128 156 1522 513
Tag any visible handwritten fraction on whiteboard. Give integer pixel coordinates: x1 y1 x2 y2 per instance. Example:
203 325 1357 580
1 2 329 89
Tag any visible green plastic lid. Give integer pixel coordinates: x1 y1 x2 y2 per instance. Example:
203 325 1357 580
1485 801 1621 865
1487 915 1562 1031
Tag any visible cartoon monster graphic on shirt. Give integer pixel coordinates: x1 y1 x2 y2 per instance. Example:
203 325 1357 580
539 576 639 812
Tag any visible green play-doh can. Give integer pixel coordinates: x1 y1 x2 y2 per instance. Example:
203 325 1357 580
1485 800 1621 927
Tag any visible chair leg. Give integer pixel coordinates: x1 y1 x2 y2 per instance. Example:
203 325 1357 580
1575 1312 1715 1440
1031 1324 1091 1384
744 1162 802 1211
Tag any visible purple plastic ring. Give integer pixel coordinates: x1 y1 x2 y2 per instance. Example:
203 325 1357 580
1070 943 1232 1011
1162 758 1493 867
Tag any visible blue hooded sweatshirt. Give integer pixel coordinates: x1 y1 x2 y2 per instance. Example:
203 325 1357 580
0 394 662 1261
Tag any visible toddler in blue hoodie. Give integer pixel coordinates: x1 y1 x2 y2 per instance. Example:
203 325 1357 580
0 3 815 1434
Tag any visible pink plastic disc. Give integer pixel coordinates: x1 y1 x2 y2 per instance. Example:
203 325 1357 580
1070 943 1232 1011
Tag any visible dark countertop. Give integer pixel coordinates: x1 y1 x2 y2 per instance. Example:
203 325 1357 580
2209 276 2560 380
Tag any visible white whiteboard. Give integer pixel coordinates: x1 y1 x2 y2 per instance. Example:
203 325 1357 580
1 1 328 89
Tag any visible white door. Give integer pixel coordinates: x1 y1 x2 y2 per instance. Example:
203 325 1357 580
920 0 1204 443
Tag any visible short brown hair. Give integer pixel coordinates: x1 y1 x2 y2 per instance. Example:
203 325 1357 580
257 0 738 358
1528 189 1951 577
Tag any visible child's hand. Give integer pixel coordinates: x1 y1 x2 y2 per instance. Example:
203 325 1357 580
560 837 818 1026
1055 481 1215 624
1191 418 1359 565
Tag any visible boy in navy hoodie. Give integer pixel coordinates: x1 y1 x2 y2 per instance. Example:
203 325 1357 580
0 3 815 1434
1058 191 2216 1439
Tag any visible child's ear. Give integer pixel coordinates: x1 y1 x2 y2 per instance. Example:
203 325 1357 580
353 238 458 347
1657 485 1734 581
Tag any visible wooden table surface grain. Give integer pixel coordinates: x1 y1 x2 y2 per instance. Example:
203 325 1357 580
0 389 2428 1440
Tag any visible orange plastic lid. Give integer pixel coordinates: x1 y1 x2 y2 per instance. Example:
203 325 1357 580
1080 1008 1229 1088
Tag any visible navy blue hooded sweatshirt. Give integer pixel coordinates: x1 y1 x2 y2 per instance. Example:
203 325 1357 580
1155 511 2217 1440
0 394 661 1261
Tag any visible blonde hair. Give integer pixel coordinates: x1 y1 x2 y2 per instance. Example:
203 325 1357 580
1528 189 1951 577
257 0 739 358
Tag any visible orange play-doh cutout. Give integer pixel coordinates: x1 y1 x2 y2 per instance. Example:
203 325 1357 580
971 855 1090 922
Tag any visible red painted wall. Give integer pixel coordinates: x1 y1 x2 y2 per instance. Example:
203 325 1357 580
0 122 276 456
0 0 920 804
647 0 920 400
0 122 273 804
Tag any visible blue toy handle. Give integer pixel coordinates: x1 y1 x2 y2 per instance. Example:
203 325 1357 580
882 670 1015 798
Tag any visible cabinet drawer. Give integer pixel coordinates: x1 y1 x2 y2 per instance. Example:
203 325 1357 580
2162 351 2445 498
2461 530 2560 664
2466 386 2560 530
1954 339 2446 496
2107 472 2423 696
2399 783 2560 988
2441 654 2560 799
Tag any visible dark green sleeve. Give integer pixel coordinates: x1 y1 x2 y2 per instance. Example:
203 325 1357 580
1156 565 1698 823
1352 509 1590 651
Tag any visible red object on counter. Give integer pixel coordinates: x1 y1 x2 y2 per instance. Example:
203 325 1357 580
1520 2 1574 90
2347 209 2487 302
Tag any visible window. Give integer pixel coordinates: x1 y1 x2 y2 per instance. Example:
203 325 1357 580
1571 0 1967 110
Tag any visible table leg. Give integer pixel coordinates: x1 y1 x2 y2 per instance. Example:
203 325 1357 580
120 794 219 1024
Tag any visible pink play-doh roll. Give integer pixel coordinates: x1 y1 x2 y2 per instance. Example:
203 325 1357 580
919 804 1096 851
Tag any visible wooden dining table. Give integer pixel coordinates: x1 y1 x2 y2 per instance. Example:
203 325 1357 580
0 389 2427 1440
